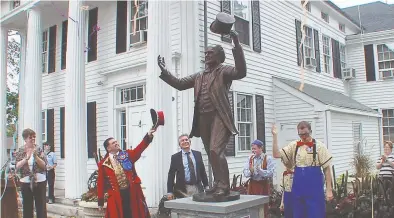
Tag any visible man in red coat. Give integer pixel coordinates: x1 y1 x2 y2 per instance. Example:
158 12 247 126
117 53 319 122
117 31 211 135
97 129 156 218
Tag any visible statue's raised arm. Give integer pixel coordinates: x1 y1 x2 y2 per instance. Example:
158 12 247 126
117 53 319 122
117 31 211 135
157 55 197 91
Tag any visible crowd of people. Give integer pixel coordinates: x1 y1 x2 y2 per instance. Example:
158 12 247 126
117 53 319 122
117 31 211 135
1 123 393 218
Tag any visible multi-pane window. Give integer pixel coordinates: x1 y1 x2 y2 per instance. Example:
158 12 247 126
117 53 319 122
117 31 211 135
322 35 331 73
12 0 20 9
321 12 329 23
42 30 48 73
304 26 314 58
236 94 253 151
383 109 394 142
129 0 148 45
120 85 145 104
120 110 127 150
301 0 311 12
340 44 346 70
352 122 362 155
232 0 250 46
42 111 46 142
377 44 394 79
339 24 345 33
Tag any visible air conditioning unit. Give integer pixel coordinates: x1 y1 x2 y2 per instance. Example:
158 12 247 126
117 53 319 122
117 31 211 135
130 30 147 47
305 57 316 68
342 67 356 80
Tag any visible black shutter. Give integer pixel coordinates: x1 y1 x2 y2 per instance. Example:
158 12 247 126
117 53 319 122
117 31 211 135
220 1 232 43
116 0 128 54
332 39 342 79
364 44 376 81
87 102 97 158
314 29 321 72
255 95 266 153
60 107 65 158
47 109 55 152
251 0 261 53
61 20 68 70
48 25 57 73
225 91 236 156
88 7 98 62
295 19 303 66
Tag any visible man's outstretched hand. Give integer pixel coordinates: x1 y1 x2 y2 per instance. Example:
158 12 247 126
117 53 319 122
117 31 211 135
229 30 240 46
158 55 166 72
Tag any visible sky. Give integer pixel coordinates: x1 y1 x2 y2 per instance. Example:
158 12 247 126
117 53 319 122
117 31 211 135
331 0 394 8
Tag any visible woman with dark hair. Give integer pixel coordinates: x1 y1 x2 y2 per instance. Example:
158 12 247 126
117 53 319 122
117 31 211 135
376 141 394 182
14 128 47 218
272 121 333 218
97 128 156 218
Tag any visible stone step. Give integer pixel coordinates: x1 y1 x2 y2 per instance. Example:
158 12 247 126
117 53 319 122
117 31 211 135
54 196 80 206
46 202 83 218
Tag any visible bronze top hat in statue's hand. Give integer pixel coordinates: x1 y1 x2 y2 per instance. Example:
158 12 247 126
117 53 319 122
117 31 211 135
210 12 236 35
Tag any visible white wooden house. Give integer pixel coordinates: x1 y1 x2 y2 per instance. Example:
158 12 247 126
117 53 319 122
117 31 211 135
343 1 394 145
0 0 383 209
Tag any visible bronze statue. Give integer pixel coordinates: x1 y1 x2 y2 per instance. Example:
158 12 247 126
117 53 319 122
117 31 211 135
157 28 246 199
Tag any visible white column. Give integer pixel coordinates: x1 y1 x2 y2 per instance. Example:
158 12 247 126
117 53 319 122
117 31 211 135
64 0 88 199
145 1 173 207
179 1 202 151
18 32 27 148
24 8 42 145
0 28 8 201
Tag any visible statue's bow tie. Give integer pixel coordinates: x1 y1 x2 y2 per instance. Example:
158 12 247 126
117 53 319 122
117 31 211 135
296 141 314 147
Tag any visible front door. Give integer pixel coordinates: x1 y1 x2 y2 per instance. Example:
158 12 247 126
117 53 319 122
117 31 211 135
127 106 149 193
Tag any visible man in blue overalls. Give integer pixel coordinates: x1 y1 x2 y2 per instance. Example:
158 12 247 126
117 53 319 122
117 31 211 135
272 121 334 218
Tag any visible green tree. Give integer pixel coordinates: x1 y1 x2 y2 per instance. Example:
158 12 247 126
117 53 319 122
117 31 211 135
6 31 20 137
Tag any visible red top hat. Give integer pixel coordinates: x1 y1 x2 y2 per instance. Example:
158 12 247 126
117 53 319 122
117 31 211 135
150 109 165 130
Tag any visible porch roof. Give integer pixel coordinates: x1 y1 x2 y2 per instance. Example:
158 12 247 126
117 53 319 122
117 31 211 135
274 77 379 114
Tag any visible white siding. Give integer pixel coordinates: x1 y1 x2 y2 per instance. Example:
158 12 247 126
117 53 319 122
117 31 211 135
330 111 380 176
41 1 183 189
197 0 350 183
347 40 394 110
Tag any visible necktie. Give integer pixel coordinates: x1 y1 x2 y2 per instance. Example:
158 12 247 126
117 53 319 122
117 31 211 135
186 152 197 184
296 141 314 147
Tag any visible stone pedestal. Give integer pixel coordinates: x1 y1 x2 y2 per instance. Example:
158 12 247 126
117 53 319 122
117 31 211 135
165 195 269 218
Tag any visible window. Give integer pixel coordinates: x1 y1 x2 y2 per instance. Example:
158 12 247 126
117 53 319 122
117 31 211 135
42 30 49 73
120 85 145 104
321 12 329 23
11 0 20 9
120 110 127 150
377 44 394 79
322 35 331 73
339 24 345 33
352 122 362 155
383 109 394 142
236 94 254 151
129 0 148 46
304 26 314 58
301 0 311 12
42 111 46 142
232 0 250 46
340 44 346 70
